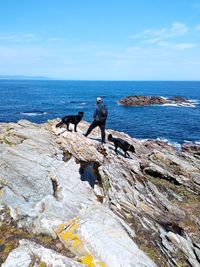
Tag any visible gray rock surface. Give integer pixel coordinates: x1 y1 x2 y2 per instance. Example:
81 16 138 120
0 119 199 267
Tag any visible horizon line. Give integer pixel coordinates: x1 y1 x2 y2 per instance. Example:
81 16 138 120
0 76 200 82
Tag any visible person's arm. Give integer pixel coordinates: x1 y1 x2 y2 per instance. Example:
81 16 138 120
105 106 108 119
93 106 98 120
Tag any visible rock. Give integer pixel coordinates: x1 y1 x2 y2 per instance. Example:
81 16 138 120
167 232 200 267
182 143 200 156
118 95 192 106
168 96 189 103
2 239 84 267
0 119 200 267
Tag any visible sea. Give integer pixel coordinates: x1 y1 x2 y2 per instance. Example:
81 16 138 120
0 80 200 147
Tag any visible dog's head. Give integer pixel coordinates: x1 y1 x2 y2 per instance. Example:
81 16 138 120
129 145 135 153
108 134 113 141
78 111 84 117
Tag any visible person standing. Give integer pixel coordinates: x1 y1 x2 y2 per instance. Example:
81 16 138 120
84 97 108 143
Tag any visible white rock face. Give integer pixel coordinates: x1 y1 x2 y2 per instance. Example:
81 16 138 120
77 206 156 267
0 119 200 267
2 239 84 267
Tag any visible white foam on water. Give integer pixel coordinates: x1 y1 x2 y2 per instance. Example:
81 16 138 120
162 103 178 107
156 137 181 149
177 102 195 108
20 111 47 116
139 137 182 149
162 103 196 108
190 99 199 105
183 140 200 145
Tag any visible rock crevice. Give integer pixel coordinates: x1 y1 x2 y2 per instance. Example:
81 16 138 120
0 119 199 267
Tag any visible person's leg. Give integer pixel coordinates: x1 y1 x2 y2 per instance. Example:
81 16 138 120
85 120 98 136
99 122 106 143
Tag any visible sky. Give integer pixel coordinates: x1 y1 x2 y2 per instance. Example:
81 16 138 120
0 0 200 80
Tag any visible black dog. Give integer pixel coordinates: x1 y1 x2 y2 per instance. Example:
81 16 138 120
108 134 135 157
56 111 84 132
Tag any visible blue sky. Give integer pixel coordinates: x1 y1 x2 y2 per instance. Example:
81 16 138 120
0 0 200 80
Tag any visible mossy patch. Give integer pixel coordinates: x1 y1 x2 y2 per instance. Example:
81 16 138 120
0 137 15 146
124 214 189 267
38 262 47 267
101 174 111 192
0 223 73 264
63 150 72 162
152 176 199 216
124 215 168 267
147 175 200 241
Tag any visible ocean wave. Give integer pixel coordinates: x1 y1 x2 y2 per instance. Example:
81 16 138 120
162 102 196 108
20 111 48 116
60 100 87 105
155 137 182 149
162 103 179 107
190 99 199 105
139 137 181 149
183 140 200 145
156 96 197 108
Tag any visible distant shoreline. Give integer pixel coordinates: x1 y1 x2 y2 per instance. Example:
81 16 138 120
0 76 200 82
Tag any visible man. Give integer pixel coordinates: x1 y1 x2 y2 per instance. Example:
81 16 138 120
84 97 108 143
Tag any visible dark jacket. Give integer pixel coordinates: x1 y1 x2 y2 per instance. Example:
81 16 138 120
94 103 108 122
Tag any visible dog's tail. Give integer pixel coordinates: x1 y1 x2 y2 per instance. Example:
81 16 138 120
56 121 64 128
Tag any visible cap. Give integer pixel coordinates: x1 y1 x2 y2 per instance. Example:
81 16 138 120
96 97 103 103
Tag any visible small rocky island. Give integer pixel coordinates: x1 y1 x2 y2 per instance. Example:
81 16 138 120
0 119 200 267
118 95 193 107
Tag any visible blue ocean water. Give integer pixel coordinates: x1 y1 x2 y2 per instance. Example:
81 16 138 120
0 80 200 145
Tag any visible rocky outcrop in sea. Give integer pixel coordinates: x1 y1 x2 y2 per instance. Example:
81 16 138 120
118 95 193 107
0 119 200 267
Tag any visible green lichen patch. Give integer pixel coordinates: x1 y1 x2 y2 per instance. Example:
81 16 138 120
38 261 47 267
63 150 72 162
101 173 111 192
124 215 168 267
0 223 73 264
147 175 200 241
124 214 189 267
0 137 15 146
149 176 199 212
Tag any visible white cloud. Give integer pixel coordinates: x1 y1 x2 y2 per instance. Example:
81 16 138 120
173 43 197 50
0 33 198 80
160 41 196 50
131 22 188 42
168 22 188 37
129 22 197 51
0 33 37 42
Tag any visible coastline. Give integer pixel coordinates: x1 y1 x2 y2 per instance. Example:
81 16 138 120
0 119 200 266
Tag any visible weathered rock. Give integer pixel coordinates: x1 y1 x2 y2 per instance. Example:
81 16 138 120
2 239 84 267
182 143 200 157
0 119 200 267
118 95 192 106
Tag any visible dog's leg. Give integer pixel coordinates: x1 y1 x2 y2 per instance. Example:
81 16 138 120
67 123 70 131
74 123 77 132
115 146 118 155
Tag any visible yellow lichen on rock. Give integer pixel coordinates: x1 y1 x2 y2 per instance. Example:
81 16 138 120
56 217 106 267
79 253 107 267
